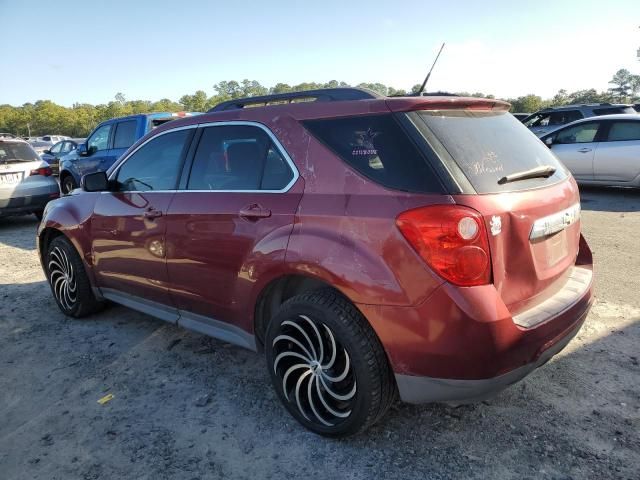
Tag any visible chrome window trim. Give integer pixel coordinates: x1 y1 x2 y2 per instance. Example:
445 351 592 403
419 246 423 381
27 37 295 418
108 120 299 194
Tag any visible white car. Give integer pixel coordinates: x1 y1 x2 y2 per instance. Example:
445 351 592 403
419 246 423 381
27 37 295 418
541 114 640 187
0 138 60 219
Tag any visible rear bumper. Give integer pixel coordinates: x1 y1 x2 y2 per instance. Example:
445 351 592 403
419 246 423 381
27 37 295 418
0 190 59 216
395 306 587 404
357 236 594 404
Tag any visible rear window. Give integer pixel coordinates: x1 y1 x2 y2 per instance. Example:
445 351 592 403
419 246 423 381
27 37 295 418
302 114 441 193
416 111 568 193
593 106 636 115
0 142 39 163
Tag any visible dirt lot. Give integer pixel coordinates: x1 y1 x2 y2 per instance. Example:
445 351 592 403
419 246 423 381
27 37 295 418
0 187 638 480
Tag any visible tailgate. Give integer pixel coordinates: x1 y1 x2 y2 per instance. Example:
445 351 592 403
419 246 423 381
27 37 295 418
453 178 582 314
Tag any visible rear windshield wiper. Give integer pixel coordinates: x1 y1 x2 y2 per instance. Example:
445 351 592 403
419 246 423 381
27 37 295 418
498 165 556 185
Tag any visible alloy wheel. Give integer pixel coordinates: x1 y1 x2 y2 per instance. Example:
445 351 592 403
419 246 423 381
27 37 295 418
48 246 77 311
272 314 357 427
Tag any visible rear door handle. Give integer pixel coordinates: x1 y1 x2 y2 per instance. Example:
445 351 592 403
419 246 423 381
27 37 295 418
578 148 592 153
143 208 163 219
239 204 272 220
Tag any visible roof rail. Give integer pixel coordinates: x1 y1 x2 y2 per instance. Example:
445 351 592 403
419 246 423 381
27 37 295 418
208 87 380 112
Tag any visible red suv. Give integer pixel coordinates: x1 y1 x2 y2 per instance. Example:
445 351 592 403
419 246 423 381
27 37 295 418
37 88 593 436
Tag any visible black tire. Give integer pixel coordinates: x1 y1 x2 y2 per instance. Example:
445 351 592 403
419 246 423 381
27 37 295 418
265 289 395 437
61 175 76 194
45 235 103 318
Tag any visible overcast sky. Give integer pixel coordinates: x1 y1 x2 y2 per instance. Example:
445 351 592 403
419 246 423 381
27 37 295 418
1 0 639 106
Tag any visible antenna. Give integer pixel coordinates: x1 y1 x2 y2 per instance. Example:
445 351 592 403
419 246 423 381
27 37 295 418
416 43 445 96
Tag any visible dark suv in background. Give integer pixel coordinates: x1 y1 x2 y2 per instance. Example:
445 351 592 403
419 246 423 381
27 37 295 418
523 103 636 136
58 112 199 193
38 88 593 436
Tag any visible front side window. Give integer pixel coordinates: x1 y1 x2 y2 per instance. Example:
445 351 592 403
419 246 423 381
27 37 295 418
88 124 112 152
554 122 600 144
115 129 192 192
113 120 138 149
303 114 440 193
50 142 63 154
187 125 294 191
606 122 640 142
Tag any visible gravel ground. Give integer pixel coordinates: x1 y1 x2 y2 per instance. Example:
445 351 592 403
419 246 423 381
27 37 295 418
0 186 639 480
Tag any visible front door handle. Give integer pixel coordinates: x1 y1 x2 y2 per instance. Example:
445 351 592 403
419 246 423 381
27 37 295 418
143 208 163 219
578 148 592 153
239 204 272 220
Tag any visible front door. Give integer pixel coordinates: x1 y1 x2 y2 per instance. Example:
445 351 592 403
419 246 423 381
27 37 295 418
91 127 195 310
165 123 302 331
550 121 601 181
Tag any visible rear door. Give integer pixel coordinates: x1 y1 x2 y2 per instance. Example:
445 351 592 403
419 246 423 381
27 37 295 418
165 122 301 329
593 120 640 182
548 121 602 181
413 110 581 314
91 127 195 309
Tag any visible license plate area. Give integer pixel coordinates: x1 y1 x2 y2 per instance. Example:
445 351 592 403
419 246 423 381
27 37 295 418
0 172 24 185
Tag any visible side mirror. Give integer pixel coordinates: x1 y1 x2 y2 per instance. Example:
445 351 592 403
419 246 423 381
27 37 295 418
544 136 554 147
81 171 109 192
77 143 89 156
43 149 51 155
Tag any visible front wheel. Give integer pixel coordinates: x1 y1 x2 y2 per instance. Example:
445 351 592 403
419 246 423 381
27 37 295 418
45 236 103 318
61 175 77 194
265 289 395 437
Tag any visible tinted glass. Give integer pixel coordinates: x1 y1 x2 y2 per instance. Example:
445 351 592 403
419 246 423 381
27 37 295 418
115 129 191 192
523 113 550 127
50 142 63 154
417 110 568 193
593 106 636 115
554 122 599 144
88 124 111 151
187 125 293 191
607 121 640 141
303 114 440 193
0 142 40 163
113 120 138 149
549 110 582 125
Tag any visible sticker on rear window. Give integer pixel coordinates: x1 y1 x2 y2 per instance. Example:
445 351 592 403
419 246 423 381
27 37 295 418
351 128 380 156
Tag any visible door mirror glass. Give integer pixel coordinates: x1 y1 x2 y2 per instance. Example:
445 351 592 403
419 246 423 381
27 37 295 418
544 136 554 146
43 149 51 155
82 171 109 192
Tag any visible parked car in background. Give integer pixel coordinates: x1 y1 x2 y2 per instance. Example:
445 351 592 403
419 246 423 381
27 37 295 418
40 135 70 144
0 137 59 219
58 112 199 193
523 103 636 137
0 132 17 139
541 114 640 187
511 112 530 122
41 138 84 175
38 88 593 436
28 140 52 156
634 103 640 113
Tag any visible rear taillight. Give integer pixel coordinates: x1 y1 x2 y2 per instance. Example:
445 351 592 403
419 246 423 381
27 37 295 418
396 205 491 287
30 166 52 176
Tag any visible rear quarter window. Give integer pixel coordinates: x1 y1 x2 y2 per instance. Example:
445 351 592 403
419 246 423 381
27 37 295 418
302 114 442 193
416 110 568 193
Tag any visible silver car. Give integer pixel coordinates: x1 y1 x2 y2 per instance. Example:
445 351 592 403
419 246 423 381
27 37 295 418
0 138 60 219
523 103 636 137
541 114 640 187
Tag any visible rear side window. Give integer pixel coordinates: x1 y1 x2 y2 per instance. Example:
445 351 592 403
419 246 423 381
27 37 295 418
303 114 441 193
187 125 294 191
115 129 192 192
417 110 568 193
606 122 640 141
113 120 138 149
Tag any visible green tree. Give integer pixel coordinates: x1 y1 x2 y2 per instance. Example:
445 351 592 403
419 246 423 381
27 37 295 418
608 69 633 99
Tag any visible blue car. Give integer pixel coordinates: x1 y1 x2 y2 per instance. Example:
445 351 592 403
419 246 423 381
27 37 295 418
59 112 199 193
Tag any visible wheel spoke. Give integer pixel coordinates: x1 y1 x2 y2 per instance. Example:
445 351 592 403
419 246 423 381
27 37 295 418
316 375 350 418
323 350 351 382
273 334 314 361
273 350 311 373
320 374 356 401
294 370 313 421
299 315 324 364
281 363 310 401
308 374 333 426
321 324 337 369
282 320 317 360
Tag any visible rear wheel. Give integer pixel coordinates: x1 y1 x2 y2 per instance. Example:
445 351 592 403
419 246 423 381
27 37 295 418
265 289 395 437
61 175 76 194
45 236 103 318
